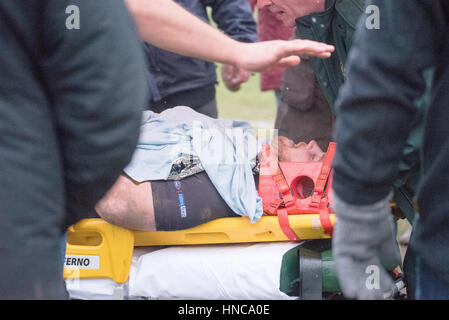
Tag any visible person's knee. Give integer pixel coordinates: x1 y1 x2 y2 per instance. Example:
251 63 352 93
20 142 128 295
95 175 156 230
95 192 130 227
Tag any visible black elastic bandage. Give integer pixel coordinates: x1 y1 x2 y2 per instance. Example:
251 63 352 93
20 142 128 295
151 172 239 231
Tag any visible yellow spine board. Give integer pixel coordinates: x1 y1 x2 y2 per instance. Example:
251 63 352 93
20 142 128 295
133 214 335 246
63 215 335 283
63 219 134 284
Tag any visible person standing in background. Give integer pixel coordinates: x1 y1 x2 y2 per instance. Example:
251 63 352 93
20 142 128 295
146 0 259 118
126 0 335 77
249 0 294 109
255 0 341 151
275 29 334 151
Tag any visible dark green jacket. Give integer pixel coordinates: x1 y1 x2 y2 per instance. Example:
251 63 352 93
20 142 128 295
0 0 148 299
331 0 449 282
296 0 429 223
392 69 432 223
296 0 365 111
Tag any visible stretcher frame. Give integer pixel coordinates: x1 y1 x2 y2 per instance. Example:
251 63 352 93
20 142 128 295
63 214 335 285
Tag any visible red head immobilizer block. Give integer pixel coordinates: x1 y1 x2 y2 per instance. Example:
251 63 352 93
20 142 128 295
258 142 336 241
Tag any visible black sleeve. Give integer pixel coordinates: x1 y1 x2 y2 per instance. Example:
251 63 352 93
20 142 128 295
332 0 448 205
40 0 149 227
203 0 259 43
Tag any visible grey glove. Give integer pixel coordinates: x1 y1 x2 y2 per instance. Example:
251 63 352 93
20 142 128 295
332 191 401 300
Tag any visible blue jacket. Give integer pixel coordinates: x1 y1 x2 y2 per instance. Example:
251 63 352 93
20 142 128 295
145 0 258 103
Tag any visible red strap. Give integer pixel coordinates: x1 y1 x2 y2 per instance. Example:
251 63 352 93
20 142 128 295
263 143 300 241
311 143 336 207
263 142 295 209
310 143 336 237
272 170 295 208
278 208 301 242
319 208 333 237
266 199 283 215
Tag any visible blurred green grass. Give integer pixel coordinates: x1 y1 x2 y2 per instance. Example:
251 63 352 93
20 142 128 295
216 66 277 129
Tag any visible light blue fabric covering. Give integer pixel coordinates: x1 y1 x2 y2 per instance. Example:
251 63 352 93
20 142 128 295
124 107 263 223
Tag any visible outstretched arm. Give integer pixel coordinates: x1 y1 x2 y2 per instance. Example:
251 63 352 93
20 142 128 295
125 0 334 72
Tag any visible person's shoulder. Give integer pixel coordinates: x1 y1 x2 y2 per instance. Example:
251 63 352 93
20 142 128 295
335 0 366 28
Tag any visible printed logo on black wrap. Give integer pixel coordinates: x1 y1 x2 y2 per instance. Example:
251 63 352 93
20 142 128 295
174 180 187 218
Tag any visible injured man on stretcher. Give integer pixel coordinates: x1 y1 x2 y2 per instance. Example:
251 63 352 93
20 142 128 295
95 107 325 232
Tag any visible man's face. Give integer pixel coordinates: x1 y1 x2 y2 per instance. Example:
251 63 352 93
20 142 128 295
256 0 326 27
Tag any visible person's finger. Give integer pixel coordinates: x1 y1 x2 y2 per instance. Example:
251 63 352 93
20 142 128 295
230 65 239 79
232 69 250 85
221 66 229 81
235 39 333 72
238 69 250 83
223 64 234 80
221 65 242 91
281 39 334 59
288 39 335 52
235 72 249 83
275 56 301 68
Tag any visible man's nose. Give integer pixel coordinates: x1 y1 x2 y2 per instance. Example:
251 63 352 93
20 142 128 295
256 0 272 9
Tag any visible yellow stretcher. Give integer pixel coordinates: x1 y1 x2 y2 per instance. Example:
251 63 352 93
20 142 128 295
63 214 336 284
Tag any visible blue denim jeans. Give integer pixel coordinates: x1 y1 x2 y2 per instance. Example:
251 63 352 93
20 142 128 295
412 215 449 300
415 257 449 300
